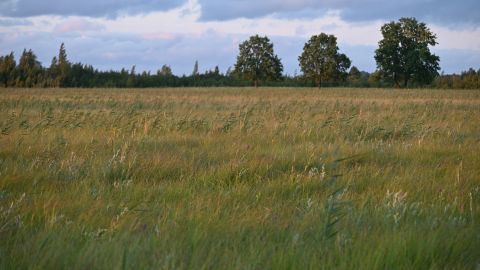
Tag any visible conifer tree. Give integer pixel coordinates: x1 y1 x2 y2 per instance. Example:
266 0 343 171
0 52 16 87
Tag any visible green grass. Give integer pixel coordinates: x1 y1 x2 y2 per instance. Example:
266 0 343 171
1 88 479 269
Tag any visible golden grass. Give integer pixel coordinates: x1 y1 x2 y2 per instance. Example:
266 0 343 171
0 87 479 269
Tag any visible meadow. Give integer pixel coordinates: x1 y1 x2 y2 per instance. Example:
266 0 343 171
0 88 479 269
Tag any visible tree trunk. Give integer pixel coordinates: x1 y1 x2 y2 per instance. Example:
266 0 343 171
403 77 409 88
317 78 321 89
254 79 258 88
393 73 401 88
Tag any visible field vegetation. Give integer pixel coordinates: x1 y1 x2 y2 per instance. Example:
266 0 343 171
0 88 479 269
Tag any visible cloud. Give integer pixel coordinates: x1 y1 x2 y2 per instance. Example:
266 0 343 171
198 0 480 26
1 0 479 75
141 32 177 41
0 17 32 26
53 18 105 33
4 0 478 27
0 0 186 18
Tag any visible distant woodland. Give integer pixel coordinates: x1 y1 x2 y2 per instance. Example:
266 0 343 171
1 18 479 89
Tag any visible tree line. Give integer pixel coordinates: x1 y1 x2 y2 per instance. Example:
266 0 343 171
0 17 479 89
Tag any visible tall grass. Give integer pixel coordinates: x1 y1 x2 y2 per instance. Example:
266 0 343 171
0 88 479 269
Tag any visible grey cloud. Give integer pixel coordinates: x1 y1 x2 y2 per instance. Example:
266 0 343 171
0 0 185 18
0 18 32 26
199 0 480 26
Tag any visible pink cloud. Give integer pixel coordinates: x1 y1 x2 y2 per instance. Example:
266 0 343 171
54 18 104 33
141 32 176 41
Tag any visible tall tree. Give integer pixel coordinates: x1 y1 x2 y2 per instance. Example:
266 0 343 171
192 60 199 76
0 52 17 87
225 67 232 77
298 33 351 88
374 17 440 87
126 65 136 87
57 43 71 87
48 56 60 87
17 49 42 87
233 35 283 87
158 65 173 76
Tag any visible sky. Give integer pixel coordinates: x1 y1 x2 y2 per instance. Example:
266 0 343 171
1 0 479 75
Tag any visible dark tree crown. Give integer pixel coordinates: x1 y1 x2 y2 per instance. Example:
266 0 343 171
374 17 440 87
299 33 351 88
233 35 283 87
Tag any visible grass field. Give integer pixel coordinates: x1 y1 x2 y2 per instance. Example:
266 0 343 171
0 88 479 269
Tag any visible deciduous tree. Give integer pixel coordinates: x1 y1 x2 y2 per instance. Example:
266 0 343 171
234 35 283 87
374 17 440 87
299 33 351 88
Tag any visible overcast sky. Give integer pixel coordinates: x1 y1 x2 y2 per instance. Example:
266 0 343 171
1 0 479 75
